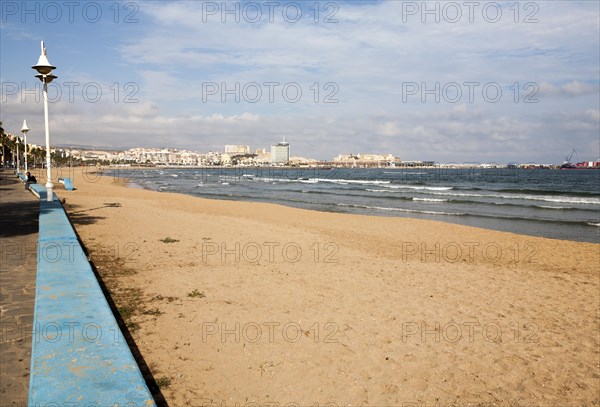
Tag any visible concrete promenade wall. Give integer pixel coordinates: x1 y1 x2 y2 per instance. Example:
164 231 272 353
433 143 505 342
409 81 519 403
26 182 155 406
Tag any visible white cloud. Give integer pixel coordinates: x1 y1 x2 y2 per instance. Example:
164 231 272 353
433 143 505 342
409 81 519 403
538 81 600 97
562 81 599 96
378 121 400 137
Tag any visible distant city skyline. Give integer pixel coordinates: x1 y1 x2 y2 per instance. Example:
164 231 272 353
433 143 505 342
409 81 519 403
6 133 595 167
1 1 598 163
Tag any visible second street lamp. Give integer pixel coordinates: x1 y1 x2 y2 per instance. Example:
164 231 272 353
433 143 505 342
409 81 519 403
16 136 20 172
21 120 29 173
32 41 57 202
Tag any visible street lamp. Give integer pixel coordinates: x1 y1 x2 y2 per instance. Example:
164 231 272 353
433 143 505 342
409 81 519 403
21 120 29 173
32 41 57 201
16 136 20 172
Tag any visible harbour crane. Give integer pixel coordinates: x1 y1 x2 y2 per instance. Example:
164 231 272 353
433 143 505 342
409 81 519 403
561 149 577 168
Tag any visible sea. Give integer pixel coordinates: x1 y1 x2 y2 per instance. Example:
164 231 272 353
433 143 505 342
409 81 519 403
106 167 600 243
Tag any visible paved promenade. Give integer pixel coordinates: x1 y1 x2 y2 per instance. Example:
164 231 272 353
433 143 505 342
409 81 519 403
0 171 39 407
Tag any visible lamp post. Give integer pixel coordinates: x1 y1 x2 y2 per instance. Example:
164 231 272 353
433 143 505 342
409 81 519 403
32 41 57 201
21 120 29 173
16 136 20 172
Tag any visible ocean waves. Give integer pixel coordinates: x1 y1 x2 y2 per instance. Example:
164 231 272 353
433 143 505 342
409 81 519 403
115 167 600 242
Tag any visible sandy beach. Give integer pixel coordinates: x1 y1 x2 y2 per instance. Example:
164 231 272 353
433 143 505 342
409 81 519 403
38 167 599 406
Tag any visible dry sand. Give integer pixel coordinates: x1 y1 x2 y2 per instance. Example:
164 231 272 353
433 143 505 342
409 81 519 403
40 167 599 406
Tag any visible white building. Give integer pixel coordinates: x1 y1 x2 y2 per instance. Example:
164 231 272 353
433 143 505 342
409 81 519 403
225 145 250 155
334 153 395 162
271 140 290 165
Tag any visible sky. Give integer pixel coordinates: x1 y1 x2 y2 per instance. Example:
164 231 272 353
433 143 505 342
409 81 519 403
1 0 599 163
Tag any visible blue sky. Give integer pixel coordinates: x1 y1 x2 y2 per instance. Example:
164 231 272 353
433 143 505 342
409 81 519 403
1 0 599 163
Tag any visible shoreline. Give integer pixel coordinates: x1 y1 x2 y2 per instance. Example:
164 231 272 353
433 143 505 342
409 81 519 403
108 168 600 244
32 167 600 405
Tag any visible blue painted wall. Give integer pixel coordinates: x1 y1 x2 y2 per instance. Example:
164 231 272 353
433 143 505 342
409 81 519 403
28 188 155 406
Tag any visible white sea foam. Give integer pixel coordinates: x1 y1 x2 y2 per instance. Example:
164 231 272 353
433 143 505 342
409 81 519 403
418 190 600 205
337 203 464 216
365 189 392 193
413 197 448 202
249 177 392 186
315 178 391 185
384 184 453 191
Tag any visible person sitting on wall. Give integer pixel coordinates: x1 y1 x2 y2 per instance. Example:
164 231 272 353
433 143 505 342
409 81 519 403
25 171 37 190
